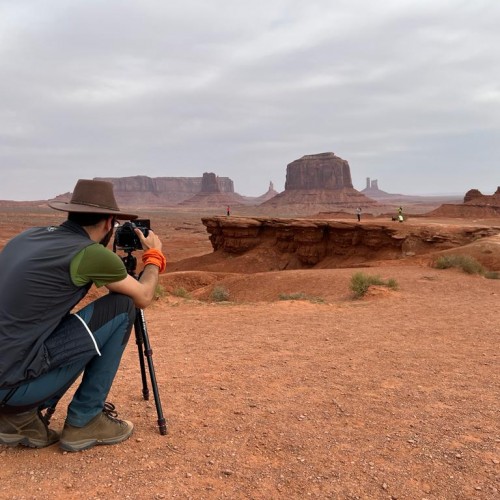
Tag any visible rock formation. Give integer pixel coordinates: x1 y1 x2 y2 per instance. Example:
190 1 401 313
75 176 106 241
243 182 279 204
464 187 500 205
260 153 377 214
428 187 500 218
201 172 220 193
179 172 248 208
93 174 236 206
49 173 280 209
167 216 500 272
361 177 397 199
284 152 353 190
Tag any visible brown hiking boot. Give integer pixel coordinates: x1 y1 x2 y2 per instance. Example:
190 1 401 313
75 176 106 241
0 409 59 448
60 402 133 452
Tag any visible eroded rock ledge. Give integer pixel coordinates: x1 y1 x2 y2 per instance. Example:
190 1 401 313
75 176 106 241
201 216 499 269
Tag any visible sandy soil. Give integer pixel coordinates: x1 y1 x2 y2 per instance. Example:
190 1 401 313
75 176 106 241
0 207 499 500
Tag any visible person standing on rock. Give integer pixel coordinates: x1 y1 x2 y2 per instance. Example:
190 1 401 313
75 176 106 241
226 205 231 216
0 179 166 452
356 207 362 222
398 206 404 222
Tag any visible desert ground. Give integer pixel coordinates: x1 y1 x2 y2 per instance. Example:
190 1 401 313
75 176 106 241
0 205 499 500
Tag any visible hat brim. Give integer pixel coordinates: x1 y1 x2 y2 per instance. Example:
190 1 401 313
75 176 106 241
48 201 138 220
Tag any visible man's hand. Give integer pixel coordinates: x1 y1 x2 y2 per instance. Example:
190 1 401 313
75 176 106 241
135 228 162 252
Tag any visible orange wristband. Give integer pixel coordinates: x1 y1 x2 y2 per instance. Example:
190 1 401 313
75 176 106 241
142 249 167 273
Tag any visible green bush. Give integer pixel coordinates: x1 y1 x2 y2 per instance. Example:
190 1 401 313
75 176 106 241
210 285 230 302
172 287 191 299
154 284 166 300
386 278 399 290
350 272 398 299
434 255 485 274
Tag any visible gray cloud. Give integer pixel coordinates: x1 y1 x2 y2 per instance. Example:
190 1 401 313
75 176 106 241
0 0 499 200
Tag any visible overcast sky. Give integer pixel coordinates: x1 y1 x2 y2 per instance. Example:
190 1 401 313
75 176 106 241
1 0 499 200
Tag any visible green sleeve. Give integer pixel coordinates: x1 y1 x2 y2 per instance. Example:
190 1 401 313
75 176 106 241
70 243 128 287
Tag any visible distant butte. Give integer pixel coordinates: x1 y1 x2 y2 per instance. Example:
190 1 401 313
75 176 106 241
261 152 377 211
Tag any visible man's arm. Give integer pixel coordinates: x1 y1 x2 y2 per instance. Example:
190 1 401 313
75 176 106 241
106 228 163 309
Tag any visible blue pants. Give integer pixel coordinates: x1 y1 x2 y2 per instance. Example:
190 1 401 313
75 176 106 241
0 294 135 427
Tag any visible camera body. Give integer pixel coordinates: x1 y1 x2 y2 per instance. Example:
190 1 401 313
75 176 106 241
114 219 150 251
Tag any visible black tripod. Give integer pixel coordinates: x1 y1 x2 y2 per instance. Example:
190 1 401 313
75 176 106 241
121 250 167 435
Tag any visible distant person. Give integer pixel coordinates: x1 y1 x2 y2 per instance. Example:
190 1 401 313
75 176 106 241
356 207 362 222
398 206 404 222
0 179 166 452
226 205 230 216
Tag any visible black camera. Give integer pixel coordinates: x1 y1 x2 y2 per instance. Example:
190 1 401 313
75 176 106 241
114 219 150 251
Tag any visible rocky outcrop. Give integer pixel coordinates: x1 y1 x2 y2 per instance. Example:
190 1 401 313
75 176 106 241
198 172 235 193
196 216 499 270
427 187 500 218
260 153 376 214
245 182 279 204
361 177 399 199
178 172 247 207
464 188 500 205
285 152 353 190
94 175 236 206
201 172 219 193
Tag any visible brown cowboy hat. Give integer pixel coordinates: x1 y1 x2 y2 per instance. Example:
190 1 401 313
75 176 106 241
48 179 138 220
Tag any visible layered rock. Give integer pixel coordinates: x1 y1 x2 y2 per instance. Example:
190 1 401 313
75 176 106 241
285 152 353 190
428 187 500 218
260 153 376 214
464 187 500 205
182 216 499 271
244 182 279 204
94 175 236 206
180 172 248 208
201 172 221 193
361 177 398 199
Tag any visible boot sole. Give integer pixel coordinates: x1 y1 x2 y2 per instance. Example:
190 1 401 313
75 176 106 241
0 433 59 448
59 426 134 452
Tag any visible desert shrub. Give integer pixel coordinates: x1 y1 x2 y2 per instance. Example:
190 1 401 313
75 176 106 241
386 278 399 290
172 287 191 299
434 255 485 275
484 271 500 279
210 285 230 302
154 284 166 300
350 272 398 299
279 292 325 303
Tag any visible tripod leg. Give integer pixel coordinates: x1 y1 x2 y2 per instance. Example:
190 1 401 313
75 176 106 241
134 313 150 401
136 309 168 435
